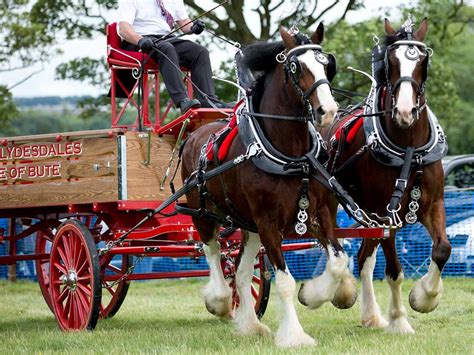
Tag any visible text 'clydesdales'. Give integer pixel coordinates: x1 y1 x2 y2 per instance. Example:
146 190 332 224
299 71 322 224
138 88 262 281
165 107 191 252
0 142 83 181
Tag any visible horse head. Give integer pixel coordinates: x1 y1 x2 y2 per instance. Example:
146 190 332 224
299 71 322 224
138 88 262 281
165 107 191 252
279 23 338 127
384 17 431 128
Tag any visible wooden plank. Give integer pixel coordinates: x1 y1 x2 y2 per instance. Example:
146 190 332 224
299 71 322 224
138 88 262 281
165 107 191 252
0 134 119 208
0 177 118 208
126 132 184 201
0 128 126 143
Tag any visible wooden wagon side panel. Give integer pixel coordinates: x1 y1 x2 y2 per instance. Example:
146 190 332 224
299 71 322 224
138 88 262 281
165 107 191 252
125 132 184 201
0 132 119 208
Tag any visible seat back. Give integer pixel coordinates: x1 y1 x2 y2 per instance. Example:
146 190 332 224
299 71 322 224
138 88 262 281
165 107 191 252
107 22 121 51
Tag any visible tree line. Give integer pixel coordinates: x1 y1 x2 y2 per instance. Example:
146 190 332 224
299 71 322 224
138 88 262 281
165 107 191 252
1 1 473 153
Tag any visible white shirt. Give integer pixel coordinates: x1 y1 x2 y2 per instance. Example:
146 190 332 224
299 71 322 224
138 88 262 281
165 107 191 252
117 0 188 36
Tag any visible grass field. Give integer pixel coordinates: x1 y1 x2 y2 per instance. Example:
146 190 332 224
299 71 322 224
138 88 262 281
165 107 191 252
0 278 473 354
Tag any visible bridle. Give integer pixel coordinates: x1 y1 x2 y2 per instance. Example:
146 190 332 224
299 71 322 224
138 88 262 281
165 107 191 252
384 38 432 122
276 43 337 125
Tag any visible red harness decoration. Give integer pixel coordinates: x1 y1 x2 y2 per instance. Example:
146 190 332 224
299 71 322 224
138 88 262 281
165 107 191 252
333 108 364 145
206 114 239 162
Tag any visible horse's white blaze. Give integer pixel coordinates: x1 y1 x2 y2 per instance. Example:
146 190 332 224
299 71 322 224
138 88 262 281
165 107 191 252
409 261 443 313
299 51 338 125
394 45 418 126
360 248 388 328
203 239 232 317
233 232 270 336
274 269 315 347
386 272 415 334
299 248 349 309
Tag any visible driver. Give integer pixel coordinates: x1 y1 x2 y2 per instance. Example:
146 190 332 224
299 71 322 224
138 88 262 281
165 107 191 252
117 0 233 113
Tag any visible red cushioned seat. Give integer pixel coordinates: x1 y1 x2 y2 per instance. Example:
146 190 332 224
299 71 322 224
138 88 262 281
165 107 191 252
107 22 157 69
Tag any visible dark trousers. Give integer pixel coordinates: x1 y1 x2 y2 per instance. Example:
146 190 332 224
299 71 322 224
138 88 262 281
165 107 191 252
122 36 217 106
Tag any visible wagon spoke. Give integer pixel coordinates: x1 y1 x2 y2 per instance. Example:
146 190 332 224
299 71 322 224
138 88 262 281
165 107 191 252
62 233 73 266
76 289 90 321
76 258 89 276
252 275 261 284
77 282 92 297
53 261 68 276
250 285 258 299
58 287 70 303
56 245 70 270
74 243 85 271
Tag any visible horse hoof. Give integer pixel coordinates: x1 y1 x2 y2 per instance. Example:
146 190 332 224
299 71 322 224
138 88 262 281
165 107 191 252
331 276 358 309
385 317 415 334
298 283 309 307
361 314 389 329
204 296 232 317
275 330 316 347
408 287 441 313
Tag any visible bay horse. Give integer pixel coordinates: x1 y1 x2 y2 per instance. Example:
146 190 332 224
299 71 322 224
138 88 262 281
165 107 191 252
323 18 450 333
181 24 356 347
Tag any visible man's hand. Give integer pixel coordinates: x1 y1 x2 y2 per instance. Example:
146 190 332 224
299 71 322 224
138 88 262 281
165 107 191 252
191 20 205 35
138 37 154 52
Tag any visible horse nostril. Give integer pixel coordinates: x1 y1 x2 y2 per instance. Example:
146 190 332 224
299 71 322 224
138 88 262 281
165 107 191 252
411 107 418 119
316 106 325 116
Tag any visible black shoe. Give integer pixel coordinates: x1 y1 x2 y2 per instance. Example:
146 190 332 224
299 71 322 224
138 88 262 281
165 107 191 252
179 98 201 114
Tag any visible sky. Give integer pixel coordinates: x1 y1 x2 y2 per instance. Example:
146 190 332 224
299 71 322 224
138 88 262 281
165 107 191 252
0 0 412 98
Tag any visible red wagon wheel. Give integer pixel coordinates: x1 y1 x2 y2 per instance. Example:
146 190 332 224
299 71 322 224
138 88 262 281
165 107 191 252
221 239 272 319
49 220 101 331
35 226 57 313
99 254 131 319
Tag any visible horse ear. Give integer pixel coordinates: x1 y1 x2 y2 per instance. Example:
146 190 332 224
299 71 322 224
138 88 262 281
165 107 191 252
279 26 297 49
311 22 325 44
415 17 428 42
384 18 396 35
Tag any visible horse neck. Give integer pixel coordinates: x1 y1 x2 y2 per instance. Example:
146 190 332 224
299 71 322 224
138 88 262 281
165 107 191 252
258 69 310 157
382 94 430 148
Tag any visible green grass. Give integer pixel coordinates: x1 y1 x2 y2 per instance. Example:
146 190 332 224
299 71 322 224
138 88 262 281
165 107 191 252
0 278 473 354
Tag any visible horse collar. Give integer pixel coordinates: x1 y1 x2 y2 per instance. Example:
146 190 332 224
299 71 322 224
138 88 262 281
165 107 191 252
237 104 328 176
363 104 448 167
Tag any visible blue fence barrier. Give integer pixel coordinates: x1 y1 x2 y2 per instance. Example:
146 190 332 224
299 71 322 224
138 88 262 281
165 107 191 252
1 189 473 281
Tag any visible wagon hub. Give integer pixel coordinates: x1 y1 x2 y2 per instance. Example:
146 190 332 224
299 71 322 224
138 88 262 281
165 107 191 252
61 270 78 291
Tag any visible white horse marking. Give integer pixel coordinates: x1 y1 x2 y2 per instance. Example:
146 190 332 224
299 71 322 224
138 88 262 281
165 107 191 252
274 269 315 347
299 51 338 126
298 247 349 309
394 45 418 126
202 239 232 317
409 261 443 313
360 248 388 328
233 232 271 336
385 272 415 334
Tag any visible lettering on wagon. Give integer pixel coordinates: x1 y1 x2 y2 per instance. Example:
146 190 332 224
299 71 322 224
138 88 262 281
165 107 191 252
0 142 83 181
0 141 82 160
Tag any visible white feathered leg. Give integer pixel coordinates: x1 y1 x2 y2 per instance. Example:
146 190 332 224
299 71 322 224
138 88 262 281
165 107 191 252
233 232 271 336
275 269 315 347
360 248 389 328
203 239 232 317
385 272 414 334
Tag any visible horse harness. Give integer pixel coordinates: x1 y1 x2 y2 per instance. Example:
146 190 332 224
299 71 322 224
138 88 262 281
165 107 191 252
327 23 447 229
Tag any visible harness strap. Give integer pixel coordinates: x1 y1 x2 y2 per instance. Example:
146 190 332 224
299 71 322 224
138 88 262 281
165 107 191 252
241 110 310 123
387 146 415 212
332 144 369 176
303 79 331 100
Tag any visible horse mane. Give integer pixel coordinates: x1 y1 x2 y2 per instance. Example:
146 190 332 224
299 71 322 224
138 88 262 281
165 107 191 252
241 41 285 72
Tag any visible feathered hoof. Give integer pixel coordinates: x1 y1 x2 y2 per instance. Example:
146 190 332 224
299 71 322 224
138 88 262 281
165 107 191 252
298 283 309 307
331 276 358 309
408 286 441 313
